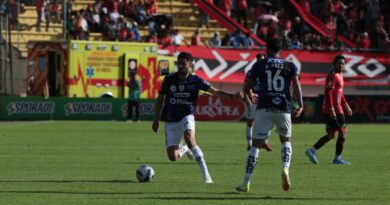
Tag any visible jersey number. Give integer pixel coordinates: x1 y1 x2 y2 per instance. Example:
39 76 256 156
265 70 285 92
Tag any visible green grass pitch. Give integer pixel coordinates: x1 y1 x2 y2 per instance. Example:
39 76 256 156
0 121 389 205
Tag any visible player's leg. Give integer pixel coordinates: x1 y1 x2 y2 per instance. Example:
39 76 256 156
305 114 337 164
275 113 292 191
236 109 272 192
135 100 140 122
246 119 253 150
246 105 272 151
127 100 133 121
165 122 187 161
333 115 350 164
182 115 212 183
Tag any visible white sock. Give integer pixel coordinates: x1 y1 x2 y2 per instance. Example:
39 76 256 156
246 126 252 146
243 147 259 185
191 145 210 177
178 145 189 159
281 141 292 169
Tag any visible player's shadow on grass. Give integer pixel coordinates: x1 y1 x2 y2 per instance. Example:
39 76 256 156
145 194 376 201
124 161 253 165
0 179 138 183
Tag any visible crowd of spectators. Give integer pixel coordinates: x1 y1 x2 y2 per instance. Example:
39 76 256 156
3 0 389 51
211 0 389 51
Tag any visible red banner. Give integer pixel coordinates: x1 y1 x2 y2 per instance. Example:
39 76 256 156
160 46 390 86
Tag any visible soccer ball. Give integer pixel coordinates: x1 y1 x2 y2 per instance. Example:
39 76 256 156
136 164 155 182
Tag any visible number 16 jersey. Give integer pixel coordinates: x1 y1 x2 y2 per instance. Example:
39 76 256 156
246 56 299 113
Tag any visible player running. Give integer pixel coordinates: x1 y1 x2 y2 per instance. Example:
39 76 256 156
236 38 303 192
152 52 242 183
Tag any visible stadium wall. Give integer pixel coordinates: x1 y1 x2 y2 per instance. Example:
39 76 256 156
1 96 389 123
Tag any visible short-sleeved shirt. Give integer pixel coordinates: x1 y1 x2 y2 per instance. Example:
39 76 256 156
159 73 211 122
246 56 299 113
322 69 344 114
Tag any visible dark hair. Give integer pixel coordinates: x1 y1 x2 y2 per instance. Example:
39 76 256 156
267 38 282 53
178 52 193 62
256 53 266 60
333 55 345 64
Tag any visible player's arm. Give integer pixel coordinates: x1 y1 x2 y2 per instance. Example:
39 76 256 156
341 95 353 116
243 79 255 106
292 75 303 117
152 94 164 133
206 87 242 100
325 74 336 117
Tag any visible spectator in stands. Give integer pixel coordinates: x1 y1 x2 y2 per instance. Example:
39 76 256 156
145 0 158 16
50 0 61 23
160 31 173 47
242 32 254 48
43 0 50 32
207 31 222 47
220 0 232 17
198 0 210 29
235 0 248 28
131 21 142 42
357 32 370 51
36 0 44 31
221 33 231 46
290 34 302 49
191 28 203 46
172 29 190 47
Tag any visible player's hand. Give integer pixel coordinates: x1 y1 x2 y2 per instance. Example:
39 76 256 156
252 94 259 104
292 106 303 117
345 106 353 116
330 109 336 119
233 91 244 100
152 120 159 133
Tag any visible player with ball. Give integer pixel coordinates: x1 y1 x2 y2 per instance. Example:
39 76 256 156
152 52 242 183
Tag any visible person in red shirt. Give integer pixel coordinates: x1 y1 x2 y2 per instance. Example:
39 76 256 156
305 55 353 165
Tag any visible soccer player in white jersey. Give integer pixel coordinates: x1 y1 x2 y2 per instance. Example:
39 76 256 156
236 38 303 192
152 52 242 183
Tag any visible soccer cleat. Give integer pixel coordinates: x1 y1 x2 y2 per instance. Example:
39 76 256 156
281 168 291 191
186 150 194 160
235 183 250 192
203 175 213 184
305 148 319 164
333 157 351 165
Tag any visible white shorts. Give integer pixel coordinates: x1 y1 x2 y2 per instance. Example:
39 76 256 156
252 109 292 140
164 115 195 148
245 104 257 120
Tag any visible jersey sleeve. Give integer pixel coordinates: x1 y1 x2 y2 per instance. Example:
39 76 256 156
290 62 299 76
198 77 211 91
325 72 336 89
159 77 169 95
246 62 258 82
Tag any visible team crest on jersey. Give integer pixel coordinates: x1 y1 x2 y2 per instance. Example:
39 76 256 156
178 85 185 91
170 85 177 92
272 97 282 105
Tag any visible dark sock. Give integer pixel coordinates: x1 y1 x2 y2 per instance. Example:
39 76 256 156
313 135 331 150
336 136 345 156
